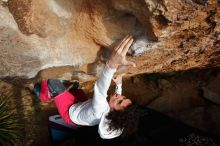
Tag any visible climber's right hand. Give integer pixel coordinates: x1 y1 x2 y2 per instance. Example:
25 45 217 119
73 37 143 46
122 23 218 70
107 34 136 69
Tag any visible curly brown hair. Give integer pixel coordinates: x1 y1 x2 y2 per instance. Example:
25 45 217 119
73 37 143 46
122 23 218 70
106 103 143 139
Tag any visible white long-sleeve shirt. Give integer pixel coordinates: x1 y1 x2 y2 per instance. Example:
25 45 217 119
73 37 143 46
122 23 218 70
69 66 122 139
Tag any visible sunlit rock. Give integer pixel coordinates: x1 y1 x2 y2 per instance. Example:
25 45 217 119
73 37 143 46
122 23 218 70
0 0 219 79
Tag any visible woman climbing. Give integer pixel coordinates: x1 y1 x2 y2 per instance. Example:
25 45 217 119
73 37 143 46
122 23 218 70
33 34 140 139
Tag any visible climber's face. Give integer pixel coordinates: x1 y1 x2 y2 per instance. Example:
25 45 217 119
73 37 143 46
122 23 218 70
109 93 132 111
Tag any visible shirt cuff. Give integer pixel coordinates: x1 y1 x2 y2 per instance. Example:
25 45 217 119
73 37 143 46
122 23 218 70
104 65 117 76
115 84 122 95
116 84 122 89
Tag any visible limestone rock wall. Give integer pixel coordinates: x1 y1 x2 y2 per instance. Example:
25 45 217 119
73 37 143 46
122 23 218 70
0 0 219 78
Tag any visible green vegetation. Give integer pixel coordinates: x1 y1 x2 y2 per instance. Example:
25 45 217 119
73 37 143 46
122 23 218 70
0 93 20 146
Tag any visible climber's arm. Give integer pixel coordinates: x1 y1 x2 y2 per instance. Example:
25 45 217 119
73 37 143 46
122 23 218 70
92 35 135 113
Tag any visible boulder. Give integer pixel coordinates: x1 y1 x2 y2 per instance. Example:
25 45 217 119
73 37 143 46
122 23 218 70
0 0 218 79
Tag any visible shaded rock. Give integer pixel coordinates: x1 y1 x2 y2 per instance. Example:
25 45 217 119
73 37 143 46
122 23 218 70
202 87 220 105
168 105 220 137
121 75 161 105
158 79 173 89
192 0 208 5
201 73 220 105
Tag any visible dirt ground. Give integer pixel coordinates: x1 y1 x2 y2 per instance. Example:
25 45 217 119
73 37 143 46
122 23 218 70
0 66 220 146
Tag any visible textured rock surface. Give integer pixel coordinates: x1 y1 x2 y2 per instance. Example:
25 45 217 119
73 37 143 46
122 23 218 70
0 0 219 78
0 0 220 145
